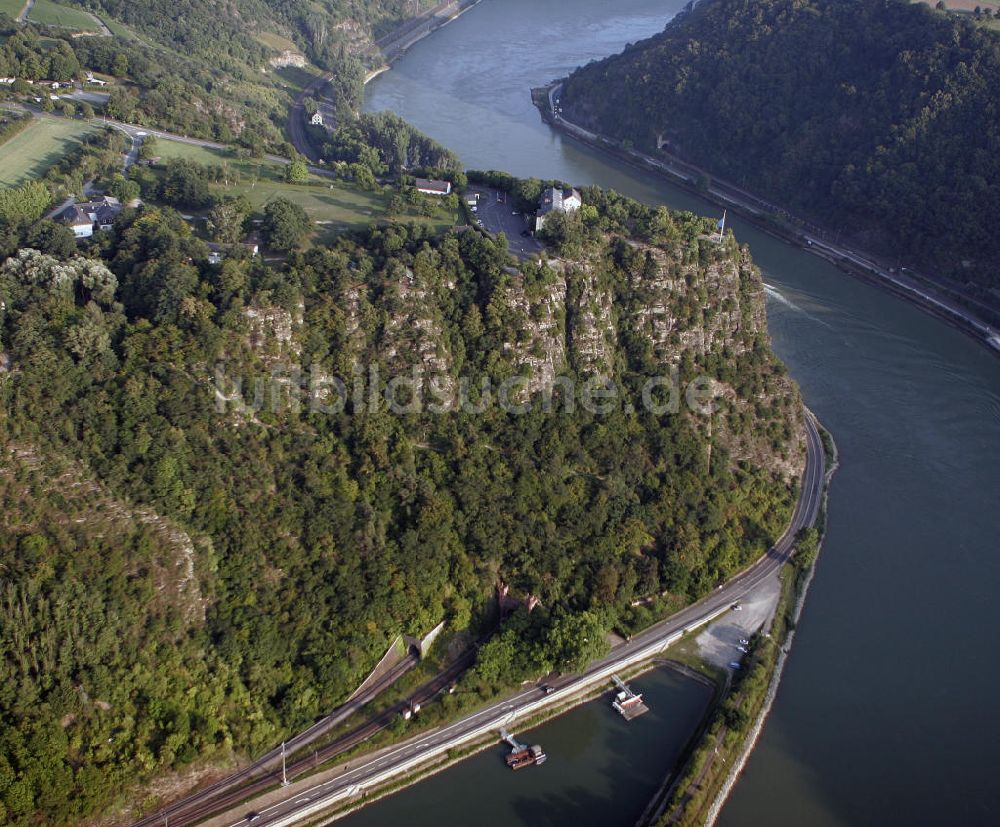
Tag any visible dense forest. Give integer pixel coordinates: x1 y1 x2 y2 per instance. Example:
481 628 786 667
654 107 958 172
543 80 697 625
561 0 1000 294
0 184 803 821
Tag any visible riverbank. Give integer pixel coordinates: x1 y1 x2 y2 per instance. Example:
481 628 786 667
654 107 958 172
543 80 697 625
532 84 1000 359
641 416 838 827
308 661 715 825
374 0 483 63
196 408 824 826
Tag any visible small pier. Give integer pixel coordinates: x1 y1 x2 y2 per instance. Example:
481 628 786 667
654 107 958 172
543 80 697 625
611 674 649 721
500 727 547 769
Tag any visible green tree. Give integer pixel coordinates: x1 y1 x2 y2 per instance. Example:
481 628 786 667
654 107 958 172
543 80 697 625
261 197 310 251
0 181 51 222
207 196 251 243
284 159 309 184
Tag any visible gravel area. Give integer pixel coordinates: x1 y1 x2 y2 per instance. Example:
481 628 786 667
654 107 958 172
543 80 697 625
696 572 782 669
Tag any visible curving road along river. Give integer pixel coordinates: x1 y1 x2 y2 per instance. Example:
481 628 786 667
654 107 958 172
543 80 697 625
217 417 823 827
362 0 1000 825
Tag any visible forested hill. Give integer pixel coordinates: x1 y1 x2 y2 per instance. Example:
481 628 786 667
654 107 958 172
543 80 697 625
561 0 1000 294
0 190 801 821
0 1 442 150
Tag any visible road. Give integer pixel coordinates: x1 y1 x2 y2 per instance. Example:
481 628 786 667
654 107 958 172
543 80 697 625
206 412 824 827
130 654 419 827
288 75 330 163
545 84 1000 353
10 107 339 180
375 0 482 60
15 0 33 23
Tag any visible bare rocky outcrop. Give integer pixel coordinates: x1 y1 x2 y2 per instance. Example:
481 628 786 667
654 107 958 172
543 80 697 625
565 262 617 378
502 265 568 396
379 263 456 401
268 50 307 69
243 301 303 365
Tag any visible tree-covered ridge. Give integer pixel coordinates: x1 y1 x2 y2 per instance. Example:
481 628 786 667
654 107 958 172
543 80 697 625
0 190 800 821
561 0 1000 292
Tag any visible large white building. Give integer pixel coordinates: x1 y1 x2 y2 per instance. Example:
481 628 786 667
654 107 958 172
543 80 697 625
535 186 582 231
414 178 452 196
56 196 122 238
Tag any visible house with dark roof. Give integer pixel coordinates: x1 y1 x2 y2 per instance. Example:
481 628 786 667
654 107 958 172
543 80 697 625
56 196 122 238
535 186 582 231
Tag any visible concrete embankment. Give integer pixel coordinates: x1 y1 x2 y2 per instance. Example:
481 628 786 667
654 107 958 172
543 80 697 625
701 426 839 826
376 0 482 61
640 418 838 827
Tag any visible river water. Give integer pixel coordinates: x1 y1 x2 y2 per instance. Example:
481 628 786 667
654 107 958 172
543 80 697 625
363 0 1000 824
340 667 713 827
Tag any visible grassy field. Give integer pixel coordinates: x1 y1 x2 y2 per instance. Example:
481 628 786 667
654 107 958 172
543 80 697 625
273 64 324 95
100 14 140 40
153 139 458 242
0 117 96 188
27 0 102 29
0 0 25 19
256 31 300 52
926 0 1000 9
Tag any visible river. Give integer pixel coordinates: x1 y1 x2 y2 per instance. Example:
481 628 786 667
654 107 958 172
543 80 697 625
362 0 1000 824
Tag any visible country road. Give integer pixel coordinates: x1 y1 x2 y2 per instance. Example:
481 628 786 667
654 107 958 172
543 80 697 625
15 0 34 23
9 107 339 180
201 412 824 827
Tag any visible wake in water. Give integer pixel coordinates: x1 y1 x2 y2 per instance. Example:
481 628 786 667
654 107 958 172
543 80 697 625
763 283 832 328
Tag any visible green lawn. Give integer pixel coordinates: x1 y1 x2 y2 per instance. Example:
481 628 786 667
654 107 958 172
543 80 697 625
0 117 96 188
27 0 102 30
256 31 299 52
153 138 458 240
0 0 25 19
273 64 324 95
100 14 139 40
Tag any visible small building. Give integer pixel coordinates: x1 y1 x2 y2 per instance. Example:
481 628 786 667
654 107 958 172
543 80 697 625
206 239 260 263
60 207 98 239
310 111 324 126
415 178 452 196
56 195 122 238
535 186 582 231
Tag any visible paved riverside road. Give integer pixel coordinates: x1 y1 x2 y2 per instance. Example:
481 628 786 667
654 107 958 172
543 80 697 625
215 412 825 827
130 654 418 827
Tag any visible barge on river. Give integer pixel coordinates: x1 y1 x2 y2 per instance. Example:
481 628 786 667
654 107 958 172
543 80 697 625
500 727 547 769
611 674 649 721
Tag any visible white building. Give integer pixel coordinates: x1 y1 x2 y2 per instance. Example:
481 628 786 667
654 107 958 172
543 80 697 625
535 187 582 231
56 196 122 238
310 111 324 126
415 178 452 196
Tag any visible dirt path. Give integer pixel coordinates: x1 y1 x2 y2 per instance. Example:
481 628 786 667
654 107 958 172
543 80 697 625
16 0 34 23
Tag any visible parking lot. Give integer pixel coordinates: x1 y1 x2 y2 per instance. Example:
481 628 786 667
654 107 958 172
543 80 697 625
467 187 545 260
